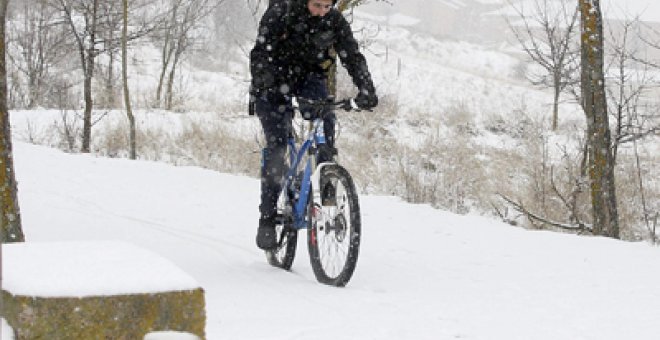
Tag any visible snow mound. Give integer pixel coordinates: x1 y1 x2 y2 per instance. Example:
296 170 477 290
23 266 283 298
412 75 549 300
3 241 200 297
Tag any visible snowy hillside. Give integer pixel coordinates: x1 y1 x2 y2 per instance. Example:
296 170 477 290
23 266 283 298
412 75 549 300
122 0 660 129
7 0 659 242
6 141 660 339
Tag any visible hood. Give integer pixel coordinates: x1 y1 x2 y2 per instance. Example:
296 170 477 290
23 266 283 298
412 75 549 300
294 0 339 7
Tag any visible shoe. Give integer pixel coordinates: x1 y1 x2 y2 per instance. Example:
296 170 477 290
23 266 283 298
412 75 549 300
256 217 277 250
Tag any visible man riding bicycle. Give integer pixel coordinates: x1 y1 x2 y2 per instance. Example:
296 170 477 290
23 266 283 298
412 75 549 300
250 0 378 250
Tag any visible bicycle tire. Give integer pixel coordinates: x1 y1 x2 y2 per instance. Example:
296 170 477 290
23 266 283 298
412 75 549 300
307 164 361 287
265 149 299 270
265 218 298 270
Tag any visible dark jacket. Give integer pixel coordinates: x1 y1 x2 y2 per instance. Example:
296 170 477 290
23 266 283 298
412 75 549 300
250 0 375 101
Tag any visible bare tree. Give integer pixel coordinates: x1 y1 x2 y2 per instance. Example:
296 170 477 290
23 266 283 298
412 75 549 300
1 0 24 243
122 0 135 159
97 0 172 109
604 17 659 243
98 0 122 109
639 23 660 244
579 0 619 238
604 17 659 161
50 0 170 152
337 0 379 9
6 0 70 109
325 0 382 95
501 7 658 240
154 0 178 107
507 0 579 130
154 0 220 110
633 137 657 244
53 0 100 153
498 124 592 235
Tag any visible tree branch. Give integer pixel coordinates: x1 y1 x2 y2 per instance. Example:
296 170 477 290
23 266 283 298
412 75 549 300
498 194 592 233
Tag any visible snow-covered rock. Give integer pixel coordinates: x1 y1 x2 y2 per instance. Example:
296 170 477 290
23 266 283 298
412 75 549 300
2 241 205 339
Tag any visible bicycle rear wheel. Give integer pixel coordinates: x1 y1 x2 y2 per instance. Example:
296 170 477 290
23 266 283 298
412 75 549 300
307 164 361 287
266 148 299 270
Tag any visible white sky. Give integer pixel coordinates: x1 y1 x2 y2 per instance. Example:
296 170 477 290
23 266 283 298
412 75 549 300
602 0 660 22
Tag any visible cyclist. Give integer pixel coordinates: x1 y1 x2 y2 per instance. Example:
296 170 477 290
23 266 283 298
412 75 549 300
250 0 378 250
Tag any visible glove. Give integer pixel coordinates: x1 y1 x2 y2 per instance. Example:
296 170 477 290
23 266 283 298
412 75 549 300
354 88 378 110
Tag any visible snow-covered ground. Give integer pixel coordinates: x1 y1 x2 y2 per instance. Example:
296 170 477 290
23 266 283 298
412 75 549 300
4 141 659 339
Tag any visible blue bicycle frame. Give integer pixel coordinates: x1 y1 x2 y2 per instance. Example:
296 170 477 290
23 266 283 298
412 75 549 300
282 117 327 230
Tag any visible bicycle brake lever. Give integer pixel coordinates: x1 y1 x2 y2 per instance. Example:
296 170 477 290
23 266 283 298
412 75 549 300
337 99 352 112
338 98 361 112
349 98 360 111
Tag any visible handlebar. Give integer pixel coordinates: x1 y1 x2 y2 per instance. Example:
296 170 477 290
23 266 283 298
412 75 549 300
295 97 364 113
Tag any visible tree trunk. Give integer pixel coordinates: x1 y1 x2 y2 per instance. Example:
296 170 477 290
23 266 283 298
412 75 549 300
122 0 136 159
579 0 619 238
82 58 93 152
325 0 356 96
25 4 38 109
326 60 337 97
156 42 173 107
156 6 178 107
552 81 560 130
81 0 99 153
19 0 51 109
165 48 183 111
0 0 25 243
106 35 117 109
155 56 169 106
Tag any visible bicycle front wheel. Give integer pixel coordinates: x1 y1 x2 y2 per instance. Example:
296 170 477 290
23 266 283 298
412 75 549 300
307 164 361 287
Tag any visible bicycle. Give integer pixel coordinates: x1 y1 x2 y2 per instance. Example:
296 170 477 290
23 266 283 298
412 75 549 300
264 97 362 287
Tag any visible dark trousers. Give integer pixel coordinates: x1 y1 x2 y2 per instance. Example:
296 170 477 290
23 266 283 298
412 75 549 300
256 74 336 219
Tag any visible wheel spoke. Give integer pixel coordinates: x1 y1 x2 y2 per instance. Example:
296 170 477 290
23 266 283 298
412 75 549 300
308 165 360 285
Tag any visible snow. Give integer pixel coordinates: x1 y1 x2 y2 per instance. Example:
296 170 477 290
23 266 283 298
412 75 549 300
474 0 506 4
432 0 466 10
354 12 421 27
1 319 14 340
8 141 660 339
144 331 200 340
496 0 660 23
386 13 421 27
346 10 562 147
3 241 200 297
